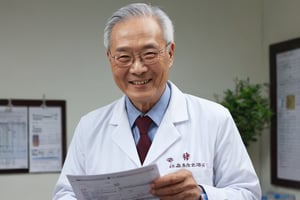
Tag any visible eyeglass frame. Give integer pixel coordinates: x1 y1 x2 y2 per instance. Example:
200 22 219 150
108 43 171 68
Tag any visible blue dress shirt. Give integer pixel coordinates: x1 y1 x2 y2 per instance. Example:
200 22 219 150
125 83 171 144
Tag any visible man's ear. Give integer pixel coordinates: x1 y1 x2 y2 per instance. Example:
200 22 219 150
169 43 175 57
168 42 175 65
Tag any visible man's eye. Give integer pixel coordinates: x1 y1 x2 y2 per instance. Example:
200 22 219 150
117 55 131 62
142 51 157 59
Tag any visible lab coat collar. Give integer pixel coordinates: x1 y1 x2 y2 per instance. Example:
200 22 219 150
109 81 189 166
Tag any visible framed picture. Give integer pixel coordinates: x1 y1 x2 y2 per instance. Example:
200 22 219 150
0 99 66 173
270 37 300 188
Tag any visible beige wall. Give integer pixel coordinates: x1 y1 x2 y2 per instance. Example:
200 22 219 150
0 0 299 199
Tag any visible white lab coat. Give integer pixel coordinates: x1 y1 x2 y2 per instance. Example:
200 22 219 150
53 82 261 200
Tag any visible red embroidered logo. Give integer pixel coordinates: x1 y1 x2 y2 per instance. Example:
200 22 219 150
166 152 208 169
183 152 190 161
166 157 174 163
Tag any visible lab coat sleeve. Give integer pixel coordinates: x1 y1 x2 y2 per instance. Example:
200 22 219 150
202 109 261 200
52 118 86 200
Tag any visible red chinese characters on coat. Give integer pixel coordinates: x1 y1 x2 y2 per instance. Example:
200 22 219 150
166 152 207 169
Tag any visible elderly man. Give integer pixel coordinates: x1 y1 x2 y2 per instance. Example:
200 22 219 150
53 3 261 200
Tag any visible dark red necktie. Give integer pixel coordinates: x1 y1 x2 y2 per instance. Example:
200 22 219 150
135 116 152 164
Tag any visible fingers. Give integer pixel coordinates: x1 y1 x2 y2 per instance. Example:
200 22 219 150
150 169 201 200
152 169 187 188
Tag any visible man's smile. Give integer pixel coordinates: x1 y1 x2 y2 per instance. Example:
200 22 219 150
130 79 152 85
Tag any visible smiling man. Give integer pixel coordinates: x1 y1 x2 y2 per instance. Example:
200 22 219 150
53 3 261 200
108 16 174 113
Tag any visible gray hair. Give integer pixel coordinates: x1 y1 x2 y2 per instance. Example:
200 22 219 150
104 3 174 50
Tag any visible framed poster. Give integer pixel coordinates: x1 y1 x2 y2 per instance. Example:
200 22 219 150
0 99 66 173
270 37 300 188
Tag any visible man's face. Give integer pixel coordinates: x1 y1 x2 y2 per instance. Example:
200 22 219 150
107 17 175 112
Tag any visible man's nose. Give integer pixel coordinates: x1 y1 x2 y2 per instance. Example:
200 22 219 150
130 57 147 73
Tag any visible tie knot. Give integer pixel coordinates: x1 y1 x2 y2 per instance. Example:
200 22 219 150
135 116 152 135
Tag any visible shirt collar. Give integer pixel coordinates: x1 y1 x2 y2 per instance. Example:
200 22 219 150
126 83 171 127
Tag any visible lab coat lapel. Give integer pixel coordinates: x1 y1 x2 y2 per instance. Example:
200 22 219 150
110 97 141 166
144 116 180 165
144 82 189 165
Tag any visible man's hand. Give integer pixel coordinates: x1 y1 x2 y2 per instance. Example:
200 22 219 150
150 169 202 200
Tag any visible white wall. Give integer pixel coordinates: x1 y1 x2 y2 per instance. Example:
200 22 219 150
0 0 279 199
261 0 300 198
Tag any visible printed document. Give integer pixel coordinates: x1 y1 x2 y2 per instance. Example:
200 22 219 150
29 107 62 172
67 164 160 200
276 49 300 181
0 106 28 170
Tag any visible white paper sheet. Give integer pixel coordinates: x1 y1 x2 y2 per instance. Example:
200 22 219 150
29 107 62 172
67 164 160 200
0 106 28 169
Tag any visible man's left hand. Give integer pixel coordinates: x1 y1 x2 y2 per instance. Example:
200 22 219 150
150 169 202 200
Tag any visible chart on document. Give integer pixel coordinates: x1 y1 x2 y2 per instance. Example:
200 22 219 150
29 107 63 172
0 107 28 169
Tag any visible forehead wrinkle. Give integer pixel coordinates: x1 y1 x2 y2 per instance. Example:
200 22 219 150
114 43 162 53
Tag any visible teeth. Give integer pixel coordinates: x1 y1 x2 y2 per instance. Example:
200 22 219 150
132 80 150 85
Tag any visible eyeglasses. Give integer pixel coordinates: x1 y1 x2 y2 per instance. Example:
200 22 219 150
109 44 169 68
